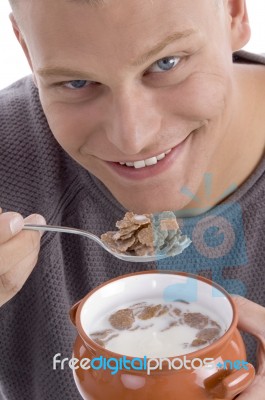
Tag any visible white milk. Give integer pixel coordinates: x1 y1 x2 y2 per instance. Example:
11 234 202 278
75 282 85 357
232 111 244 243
89 299 226 358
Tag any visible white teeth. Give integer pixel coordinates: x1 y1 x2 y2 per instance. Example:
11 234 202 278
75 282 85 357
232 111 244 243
156 153 165 161
144 157 158 166
120 148 172 168
134 160 146 169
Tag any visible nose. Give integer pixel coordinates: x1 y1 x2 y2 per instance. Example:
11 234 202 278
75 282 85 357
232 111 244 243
104 85 161 155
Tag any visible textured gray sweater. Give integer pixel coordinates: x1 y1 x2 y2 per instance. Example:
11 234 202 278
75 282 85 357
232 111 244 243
0 51 265 400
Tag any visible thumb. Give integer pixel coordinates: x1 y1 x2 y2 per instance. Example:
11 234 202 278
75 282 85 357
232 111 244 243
23 214 47 237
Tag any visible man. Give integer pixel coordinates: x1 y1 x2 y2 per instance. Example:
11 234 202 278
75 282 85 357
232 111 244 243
0 0 265 398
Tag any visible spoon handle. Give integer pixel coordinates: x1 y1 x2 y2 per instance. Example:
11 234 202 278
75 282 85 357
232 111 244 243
23 224 105 248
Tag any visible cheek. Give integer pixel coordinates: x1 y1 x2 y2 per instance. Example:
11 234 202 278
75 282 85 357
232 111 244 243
164 71 230 121
39 96 99 152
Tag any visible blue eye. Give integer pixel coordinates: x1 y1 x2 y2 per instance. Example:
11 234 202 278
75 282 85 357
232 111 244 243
148 56 180 73
64 80 91 89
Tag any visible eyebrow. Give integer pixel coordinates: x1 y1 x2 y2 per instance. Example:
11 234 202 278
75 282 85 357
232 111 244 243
36 29 196 79
37 67 98 80
132 29 197 66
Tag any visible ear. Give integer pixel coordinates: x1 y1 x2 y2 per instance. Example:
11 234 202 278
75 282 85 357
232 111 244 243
9 13 38 86
227 0 251 51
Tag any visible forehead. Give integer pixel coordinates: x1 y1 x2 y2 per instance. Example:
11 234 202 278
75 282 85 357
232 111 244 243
18 0 223 74
17 0 219 25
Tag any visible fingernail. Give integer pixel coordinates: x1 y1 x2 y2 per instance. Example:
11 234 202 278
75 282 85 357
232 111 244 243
24 214 46 225
34 215 46 226
10 214 24 235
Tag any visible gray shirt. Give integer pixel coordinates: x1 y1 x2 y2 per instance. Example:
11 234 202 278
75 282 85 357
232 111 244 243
0 50 265 399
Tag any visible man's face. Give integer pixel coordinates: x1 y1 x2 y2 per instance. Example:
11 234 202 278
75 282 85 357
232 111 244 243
15 0 242 213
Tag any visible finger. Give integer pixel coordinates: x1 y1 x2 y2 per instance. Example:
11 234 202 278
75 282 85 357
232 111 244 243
0 212 24 244
0 214 46 276
233 296 265 340
0 249 39 306
257 341 265 374
24 213 46 230
235 375 265 399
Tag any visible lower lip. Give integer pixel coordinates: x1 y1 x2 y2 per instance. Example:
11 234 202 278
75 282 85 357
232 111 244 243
105 136 189 181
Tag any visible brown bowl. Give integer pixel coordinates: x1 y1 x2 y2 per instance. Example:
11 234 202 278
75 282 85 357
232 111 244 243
70 271 255 400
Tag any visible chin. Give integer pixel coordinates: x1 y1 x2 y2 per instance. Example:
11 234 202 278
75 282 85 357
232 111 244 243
100 162 206 214
118 193 193 214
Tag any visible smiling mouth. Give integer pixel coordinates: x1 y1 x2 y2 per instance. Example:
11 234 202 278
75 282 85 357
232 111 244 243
117 149 172 169
105 133 191 181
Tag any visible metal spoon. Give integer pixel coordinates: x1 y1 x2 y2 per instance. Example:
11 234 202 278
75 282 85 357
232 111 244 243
23 223 168 263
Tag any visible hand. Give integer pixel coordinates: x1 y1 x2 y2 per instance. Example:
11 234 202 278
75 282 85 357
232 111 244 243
233 296 265 399
0 209 46 307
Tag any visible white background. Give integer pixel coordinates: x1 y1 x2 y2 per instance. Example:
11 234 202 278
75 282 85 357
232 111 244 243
0 0 264 89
